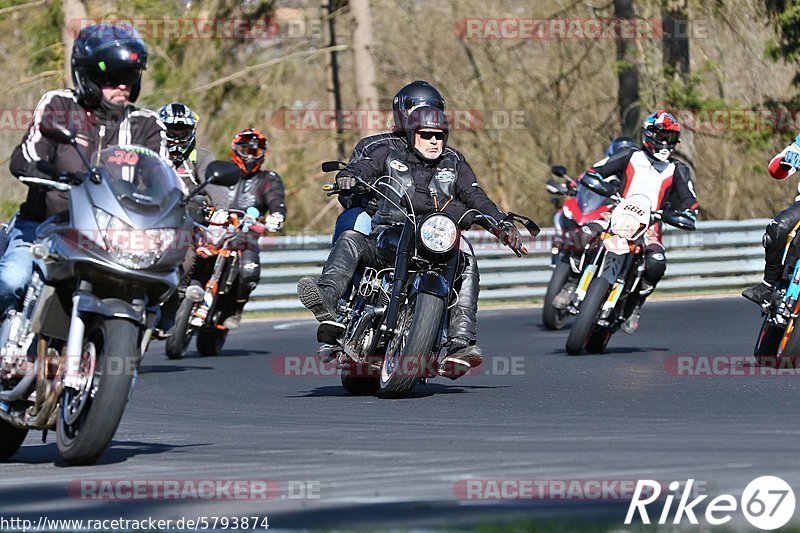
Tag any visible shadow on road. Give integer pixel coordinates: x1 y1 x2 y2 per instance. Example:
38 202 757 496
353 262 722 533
138 364 214 374
287 383 507 399
549 346 670 356
5 440 208 466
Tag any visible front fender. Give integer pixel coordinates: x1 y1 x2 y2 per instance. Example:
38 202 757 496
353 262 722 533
76 294 146 326
412 271 449 299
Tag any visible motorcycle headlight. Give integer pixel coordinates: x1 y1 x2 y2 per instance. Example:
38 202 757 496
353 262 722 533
202 226 227 247
610 213 644 241
94 209 176 269
419 214 458 254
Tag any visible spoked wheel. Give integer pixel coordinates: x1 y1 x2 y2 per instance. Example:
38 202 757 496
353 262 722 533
379 293 443 398
57 318 138 466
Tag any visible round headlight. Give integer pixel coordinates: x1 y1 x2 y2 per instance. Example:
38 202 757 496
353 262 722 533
610 213 642 240
419 214 458 253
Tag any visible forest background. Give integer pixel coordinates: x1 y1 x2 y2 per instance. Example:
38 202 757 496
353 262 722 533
3 0 800 232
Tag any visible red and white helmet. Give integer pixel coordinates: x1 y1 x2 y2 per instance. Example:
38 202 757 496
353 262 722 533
641 110 680 162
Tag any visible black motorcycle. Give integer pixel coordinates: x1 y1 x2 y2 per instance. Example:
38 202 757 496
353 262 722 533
0 125 240 465
315 161 539 398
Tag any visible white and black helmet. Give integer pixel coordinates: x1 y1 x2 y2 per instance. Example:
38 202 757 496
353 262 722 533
158 102 198 165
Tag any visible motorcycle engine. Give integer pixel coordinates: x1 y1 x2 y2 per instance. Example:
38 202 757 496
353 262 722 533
0 310 35 382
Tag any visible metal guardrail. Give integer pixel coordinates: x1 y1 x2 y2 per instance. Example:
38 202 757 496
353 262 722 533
245 218 771 313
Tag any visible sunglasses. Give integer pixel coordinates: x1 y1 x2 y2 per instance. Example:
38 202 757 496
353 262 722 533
417 131 446 141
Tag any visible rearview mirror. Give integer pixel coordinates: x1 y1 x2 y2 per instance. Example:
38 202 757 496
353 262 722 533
40 123 76 145
551 165 567 177
204 161 241 187
322 160 346 173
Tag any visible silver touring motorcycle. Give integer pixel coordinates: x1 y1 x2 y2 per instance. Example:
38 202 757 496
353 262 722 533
0 126 239 465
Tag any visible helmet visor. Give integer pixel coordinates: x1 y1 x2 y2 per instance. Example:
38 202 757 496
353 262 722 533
234 144 265 158
648 128 679 145
98 67 142 88
166 125 194 143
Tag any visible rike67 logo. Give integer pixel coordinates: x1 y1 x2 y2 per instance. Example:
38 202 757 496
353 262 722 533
625 477 795 529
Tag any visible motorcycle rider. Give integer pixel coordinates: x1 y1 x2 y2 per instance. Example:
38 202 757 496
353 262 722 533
551 135 640 308
220 128 286 330
0 23 167 313
565 110 699 333
297 105 524 375
333 80 447 242
742 134 800 305
154 102 225 336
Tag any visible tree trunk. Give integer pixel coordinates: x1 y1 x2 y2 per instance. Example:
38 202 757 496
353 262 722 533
662 0 695 174
350 0 380 136
61 0 87 87
614 0 640 137
322 0 346 160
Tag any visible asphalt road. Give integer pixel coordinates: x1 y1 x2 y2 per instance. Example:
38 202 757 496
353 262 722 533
1 297 799 530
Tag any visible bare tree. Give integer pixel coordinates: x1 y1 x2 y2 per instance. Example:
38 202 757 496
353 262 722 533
615 0 641 137
662 0 696 174
350 0 380 136
61 0 87 86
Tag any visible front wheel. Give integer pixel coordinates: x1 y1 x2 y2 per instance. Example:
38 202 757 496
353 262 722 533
340 362 381 396
197 327 228 357
542 262 572 330
57 318 138 466
165 297 195 360
566 278 610 356
379 293 444 398
0 420 28 462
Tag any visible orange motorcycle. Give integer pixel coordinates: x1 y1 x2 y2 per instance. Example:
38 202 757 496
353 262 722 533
165 207 264 358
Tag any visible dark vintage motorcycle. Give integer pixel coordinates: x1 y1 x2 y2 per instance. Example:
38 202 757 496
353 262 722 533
314 161 540 398
0 125 240 465
165 206 265 359
543 165 612 330
564 173 695 355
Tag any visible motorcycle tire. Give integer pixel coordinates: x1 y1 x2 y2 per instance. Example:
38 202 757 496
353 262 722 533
753 316 784 367
340 362 381 396
197 326 228 357
379 293 444 398
543 262 572 331
57 318 138 466
566 277 610 356
585 328 612 354
0 420 28 462
165 297 195 360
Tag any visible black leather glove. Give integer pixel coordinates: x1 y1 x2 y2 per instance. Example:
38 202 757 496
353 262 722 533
501 219 523 251
336 166 363 190
186 194 210 223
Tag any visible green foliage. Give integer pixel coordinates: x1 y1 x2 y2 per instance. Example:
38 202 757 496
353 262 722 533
23 0 64 75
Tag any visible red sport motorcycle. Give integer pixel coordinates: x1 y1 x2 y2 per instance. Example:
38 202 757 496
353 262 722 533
542 165 612 330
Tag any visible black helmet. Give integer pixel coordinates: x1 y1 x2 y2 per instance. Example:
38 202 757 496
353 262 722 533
405 106 448 160
392 80 446 132
159 102 198 165
605 136 638 157
71 24 148 109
